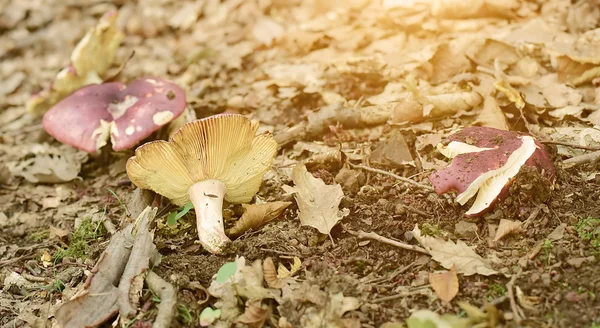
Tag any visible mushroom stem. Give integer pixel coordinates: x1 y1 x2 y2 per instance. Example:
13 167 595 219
188 179 231 254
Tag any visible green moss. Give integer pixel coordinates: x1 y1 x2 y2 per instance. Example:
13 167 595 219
27 229 50 243
55 218 106 261
487 282 506 300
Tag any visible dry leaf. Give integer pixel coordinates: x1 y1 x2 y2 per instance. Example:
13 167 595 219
493 219 523 241
7 144 88 184
516 286 541 310
228 201 292 237
429 264 459 302
49 225 69 239
41 251 52 267
278 257 302 279
412 225 498 276
236 301 271 328
495 79 525 109
476 97 508 130
263 257 283 289
282 163 349 238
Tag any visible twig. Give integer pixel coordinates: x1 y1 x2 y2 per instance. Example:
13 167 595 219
259 248 301 257
506 268 524 324
371 285 431 303
540 140 600 151
348 163 434 192
562 150 600 168
146 271 177 328
348 230 429 255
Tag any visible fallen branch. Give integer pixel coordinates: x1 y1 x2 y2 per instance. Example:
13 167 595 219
274 103 392 147
348 163 434 192
348 230 429 254
146 271 177 328
562 150 600 168
540 140 600 151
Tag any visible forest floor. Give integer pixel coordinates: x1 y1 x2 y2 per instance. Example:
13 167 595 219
1 0 600 327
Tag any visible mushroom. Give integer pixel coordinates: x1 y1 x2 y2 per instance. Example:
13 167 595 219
429 126 554 217
42 77 186 153
125 114 278 254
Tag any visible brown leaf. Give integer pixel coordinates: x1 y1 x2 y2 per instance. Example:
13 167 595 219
49 225 69 239
263 257 283 289
493 219 523 241
476 97 508 131
235 301 270 328
228 201 292 237
282 163 349 238
429 264 459 303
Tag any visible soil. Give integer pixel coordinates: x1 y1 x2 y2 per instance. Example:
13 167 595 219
1 1 600 328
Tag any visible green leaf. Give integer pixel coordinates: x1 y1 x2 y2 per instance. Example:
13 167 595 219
199 307 221 326
216 261 237 283
167 202 193 226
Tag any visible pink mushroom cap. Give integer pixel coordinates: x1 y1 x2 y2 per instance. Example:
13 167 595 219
43 77 186 153
429 127 555 215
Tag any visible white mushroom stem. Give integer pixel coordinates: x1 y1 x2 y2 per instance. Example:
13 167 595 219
188 179 231 254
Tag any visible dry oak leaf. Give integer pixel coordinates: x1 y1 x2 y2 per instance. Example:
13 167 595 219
278 257 302 279
429 264 459 303
228 201 292 237
282 163 349 238
493 219 523 241
412 225 498 276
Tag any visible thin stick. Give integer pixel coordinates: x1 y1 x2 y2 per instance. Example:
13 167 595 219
540 140 600 151
348 163 434 192
348 230 429 254
146 271 177 328
259 248 301 257
562 150 600 168
506 268 523 324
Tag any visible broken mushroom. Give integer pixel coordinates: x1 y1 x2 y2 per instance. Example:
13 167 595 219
126 114 278 254
42 77 186 153
429 126 554 217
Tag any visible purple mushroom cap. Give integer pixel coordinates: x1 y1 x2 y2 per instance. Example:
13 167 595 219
43 77 186 153
429 126 555 216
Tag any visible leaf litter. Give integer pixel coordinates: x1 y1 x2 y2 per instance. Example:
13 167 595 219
1 0 600 327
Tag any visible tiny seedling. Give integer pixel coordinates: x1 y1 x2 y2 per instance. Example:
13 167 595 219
216 261 237 284
167 202 193 226
541 239 554 264
487 282 506 300
575 217 600 252
199 307 221 327
177 304 193 323
107 188 129 216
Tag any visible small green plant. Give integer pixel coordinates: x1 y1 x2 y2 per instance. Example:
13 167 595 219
575 217 600 253
167 202 194 226
421 223 443 237
28 229 50 243
487 282 506 300
55 218 107 261
541 239 554 264
177 304 193 323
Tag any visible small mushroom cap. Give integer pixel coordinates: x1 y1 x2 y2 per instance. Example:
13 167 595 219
429 126 555 216
126 114 278 206
42 77 186 153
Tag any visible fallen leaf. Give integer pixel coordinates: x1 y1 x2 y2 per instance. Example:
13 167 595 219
6 144 88 184
263 257 283 289
516 286 542 310
40 251 52 268
228 201 292 237
199 307 221 327
494 219 523 241
412 225 498 276
236 301 271 328
282 163 349 238
278 257 302 279
405 309 469 328
476 97 508 130
429 264 459 302
548 223 567 241
49 226 69 239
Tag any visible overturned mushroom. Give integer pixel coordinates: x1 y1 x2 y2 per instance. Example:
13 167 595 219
429 126 554 217
42 77 186 153
126 114 278 254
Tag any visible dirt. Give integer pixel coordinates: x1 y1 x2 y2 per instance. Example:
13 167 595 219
2 0 600 327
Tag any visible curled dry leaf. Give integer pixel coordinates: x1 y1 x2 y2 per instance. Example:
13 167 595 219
493 219 523 241
263 257 283 289
412 225 498 276
236 301 271 328
278 257 302 279
228 201 292 237
7 144 88 184
429 264 459 303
